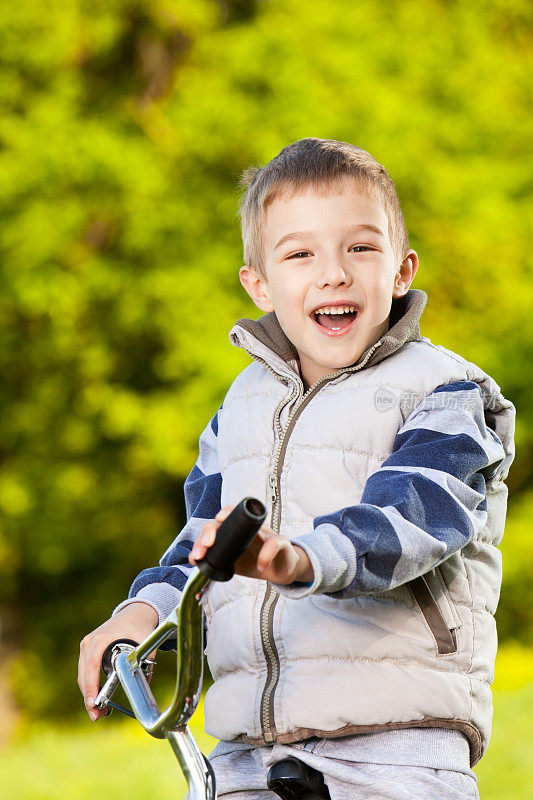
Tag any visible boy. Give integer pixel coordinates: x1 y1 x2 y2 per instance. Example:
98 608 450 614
79 138 515 799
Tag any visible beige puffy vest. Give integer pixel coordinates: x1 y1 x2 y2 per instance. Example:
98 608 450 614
201 290 515 766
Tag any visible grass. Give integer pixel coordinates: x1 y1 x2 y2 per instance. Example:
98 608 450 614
474 643 533 799
1 644 532 799
0 710 215 800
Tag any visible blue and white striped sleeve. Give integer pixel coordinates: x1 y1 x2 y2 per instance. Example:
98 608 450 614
112 407 222 625
282 381 507 599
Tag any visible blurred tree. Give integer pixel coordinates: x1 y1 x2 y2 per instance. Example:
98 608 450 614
0 0 531 716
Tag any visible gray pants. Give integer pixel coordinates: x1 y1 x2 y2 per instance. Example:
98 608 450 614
206 738 480 800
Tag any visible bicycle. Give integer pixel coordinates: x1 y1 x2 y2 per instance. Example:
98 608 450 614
95 498 331 800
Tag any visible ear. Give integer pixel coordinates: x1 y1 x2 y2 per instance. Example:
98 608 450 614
393 250 419 299
239 265 274 312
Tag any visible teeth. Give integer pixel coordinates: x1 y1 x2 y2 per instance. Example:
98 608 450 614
315 305 357 315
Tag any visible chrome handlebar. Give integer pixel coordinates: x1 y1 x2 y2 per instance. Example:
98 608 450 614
94 498 267 800
95 567 215 799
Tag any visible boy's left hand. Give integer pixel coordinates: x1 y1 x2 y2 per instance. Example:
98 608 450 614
189 506 314 585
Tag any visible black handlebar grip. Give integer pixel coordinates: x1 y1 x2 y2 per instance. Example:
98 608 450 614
101 638 139 677
196 497 266 582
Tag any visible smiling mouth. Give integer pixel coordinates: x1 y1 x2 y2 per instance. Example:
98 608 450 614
313 306 359 331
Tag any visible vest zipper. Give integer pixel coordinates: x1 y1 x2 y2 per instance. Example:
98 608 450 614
235 350 298 743
269 339 384 536
239 337 383 743
259 380 325 742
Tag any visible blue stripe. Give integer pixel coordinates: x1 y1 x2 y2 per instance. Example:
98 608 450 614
315 469 483 591
312 381 497 593
184 466 222 519
211 407 221 436
129 564 191 595
433 380 481 395
361 469 483 548
160 539 196 567
315 504 402 591
389 429 490 479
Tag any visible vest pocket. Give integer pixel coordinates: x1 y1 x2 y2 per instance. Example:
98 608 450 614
409 568 462 655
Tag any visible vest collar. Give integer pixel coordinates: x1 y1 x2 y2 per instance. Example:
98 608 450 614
230 288 428 380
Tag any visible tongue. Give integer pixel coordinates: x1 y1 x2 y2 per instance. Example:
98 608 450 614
316 311 356 329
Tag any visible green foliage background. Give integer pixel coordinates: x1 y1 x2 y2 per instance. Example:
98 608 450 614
0 0 531 763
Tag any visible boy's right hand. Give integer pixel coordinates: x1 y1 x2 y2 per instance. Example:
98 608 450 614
189 506 314 585
77 602 159 721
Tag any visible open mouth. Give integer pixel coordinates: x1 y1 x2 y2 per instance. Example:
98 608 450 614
312 305 359 334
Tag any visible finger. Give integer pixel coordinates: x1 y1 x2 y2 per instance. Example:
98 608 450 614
85 694 100 721
83 650 104 719
215 505 234 522
85 645 115 722
256 536 283 573
77 643 86 696
201 521 218 546
189 539 210 563
190 521 220 562
253 526 277 553
90 703 103 721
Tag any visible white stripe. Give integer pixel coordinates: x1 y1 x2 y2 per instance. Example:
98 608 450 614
196 420 220 476
401 388 503 457
377 505 462 586
276 523 358 597
135 583 183 624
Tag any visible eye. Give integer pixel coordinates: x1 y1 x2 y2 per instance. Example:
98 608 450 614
286 245 373 259
286 251 311 259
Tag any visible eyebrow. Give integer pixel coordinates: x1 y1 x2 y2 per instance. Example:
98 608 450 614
273 223 386 251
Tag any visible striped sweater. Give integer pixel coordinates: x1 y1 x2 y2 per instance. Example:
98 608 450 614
125 379 505 609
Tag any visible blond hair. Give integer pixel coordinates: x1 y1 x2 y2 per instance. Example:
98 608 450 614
238 138 410 277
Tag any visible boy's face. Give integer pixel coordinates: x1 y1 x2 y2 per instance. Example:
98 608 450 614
240 179 418 389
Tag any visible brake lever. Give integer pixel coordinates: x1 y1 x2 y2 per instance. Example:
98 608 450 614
95 641 156 716
106 701 136 718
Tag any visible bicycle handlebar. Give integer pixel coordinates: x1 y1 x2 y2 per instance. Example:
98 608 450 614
101 638 139 677
196 497 266 581
94 498 266 800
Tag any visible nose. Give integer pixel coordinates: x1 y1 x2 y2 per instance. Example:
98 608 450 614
314 256 352 289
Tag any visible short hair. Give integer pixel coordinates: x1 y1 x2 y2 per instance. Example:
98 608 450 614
238 138 410 277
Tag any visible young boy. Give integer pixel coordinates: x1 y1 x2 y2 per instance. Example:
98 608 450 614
78 138 515 799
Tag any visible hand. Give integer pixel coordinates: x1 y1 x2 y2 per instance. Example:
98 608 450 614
78 602 159 721
188 505 314 585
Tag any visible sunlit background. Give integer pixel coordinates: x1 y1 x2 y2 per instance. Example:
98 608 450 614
0 0 531 796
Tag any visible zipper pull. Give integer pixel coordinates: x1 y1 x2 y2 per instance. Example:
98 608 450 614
268 473 278 505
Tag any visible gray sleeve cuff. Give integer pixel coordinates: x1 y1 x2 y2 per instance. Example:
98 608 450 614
272 523 357 599
112 583 183 626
